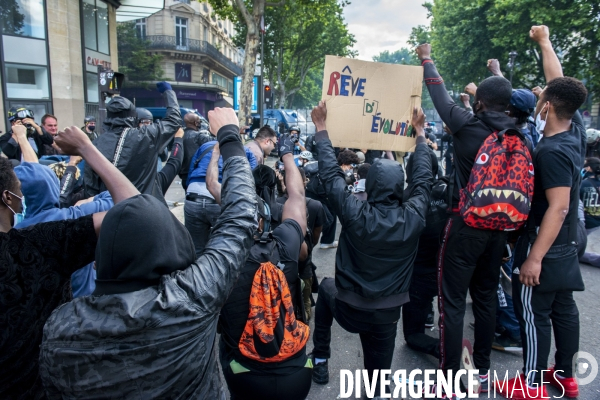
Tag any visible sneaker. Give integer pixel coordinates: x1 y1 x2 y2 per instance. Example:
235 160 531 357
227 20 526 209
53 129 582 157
494 374 549 399
492 332 523 352
310 354 329 384
547 366 579 398
479 373 489 393
319 241 338 249
425 311 434 329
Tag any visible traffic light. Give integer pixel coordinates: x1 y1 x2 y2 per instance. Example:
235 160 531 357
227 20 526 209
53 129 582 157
264 85 273 108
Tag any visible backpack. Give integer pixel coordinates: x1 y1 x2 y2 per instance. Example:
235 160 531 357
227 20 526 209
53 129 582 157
238 260 310 362
304 161 326 197
458 129 534 231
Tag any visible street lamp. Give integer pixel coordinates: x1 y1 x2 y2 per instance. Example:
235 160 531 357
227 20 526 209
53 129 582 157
507 51 518 83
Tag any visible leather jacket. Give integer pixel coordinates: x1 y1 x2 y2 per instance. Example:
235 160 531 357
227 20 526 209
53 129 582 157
83 90 181 201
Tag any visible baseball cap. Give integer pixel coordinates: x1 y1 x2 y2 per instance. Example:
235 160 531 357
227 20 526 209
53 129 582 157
510 89 536 114
584 157 600 169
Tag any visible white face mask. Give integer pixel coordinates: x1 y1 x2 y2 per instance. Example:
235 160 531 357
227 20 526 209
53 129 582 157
535 104 548 135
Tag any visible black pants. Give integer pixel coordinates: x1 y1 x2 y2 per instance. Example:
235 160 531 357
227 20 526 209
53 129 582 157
438 214 506 373
312 278 398 393
512 237 580 385
223 362 312 400
184 198 221 257
307 192 336 244
402 273 440 358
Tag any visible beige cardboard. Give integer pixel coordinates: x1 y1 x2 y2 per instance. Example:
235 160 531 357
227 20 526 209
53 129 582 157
321 55 423 152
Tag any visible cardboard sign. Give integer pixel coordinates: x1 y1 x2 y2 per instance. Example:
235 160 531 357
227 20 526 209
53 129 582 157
321 56 423 152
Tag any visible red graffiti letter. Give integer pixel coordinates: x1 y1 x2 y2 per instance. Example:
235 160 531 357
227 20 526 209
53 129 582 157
327 71 341 96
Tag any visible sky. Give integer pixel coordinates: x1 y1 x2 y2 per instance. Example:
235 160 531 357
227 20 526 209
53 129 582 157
343 0 430 61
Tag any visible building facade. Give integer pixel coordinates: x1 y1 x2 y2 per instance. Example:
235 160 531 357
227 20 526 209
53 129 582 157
120 0 243 117
0 0 164 134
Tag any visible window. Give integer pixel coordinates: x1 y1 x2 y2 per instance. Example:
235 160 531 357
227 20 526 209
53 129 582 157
86 72 99 102
212 72 227 89
82 0 110 54
203 26 208 42
135 18 146 39
202 2 208 12
1 0 46 38
175 17 188 50
5 63 49 99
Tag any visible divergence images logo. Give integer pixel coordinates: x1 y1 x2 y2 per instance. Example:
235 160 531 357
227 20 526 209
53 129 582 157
573 351 598 386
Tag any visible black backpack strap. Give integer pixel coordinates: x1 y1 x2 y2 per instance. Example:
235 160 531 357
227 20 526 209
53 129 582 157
192 144 216 170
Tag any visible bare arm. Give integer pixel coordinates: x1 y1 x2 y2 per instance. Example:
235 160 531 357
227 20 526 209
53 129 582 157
530 25 563 81
55 126 140 204
519 187 570 286
487 59 504 77
206 143 222 204
281 152 307 234
12 125 39 163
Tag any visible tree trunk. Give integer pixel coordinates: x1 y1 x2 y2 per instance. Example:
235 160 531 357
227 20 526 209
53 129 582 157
239 30 260 123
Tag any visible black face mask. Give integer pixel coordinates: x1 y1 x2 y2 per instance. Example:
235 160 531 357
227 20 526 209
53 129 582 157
88 125 96 132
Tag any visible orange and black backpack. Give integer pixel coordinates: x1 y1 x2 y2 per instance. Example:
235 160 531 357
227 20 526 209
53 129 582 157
457 129 534 231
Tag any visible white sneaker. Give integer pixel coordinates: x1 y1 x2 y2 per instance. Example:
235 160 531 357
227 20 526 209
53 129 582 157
319 241 338 249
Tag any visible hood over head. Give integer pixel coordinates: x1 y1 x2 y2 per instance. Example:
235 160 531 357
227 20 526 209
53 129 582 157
105 96 137 130
365 158 404 206
252 164 278 211
14 162 60 216
93 194 196 296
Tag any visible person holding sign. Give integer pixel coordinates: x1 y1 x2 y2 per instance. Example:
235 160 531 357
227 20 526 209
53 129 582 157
309 101 433 397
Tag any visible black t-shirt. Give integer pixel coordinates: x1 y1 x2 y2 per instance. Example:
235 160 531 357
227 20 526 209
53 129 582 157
530 112 585 227
580 176 600 229
219 219 305 374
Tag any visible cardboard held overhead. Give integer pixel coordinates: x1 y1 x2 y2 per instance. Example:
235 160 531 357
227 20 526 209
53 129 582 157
321 55 423 152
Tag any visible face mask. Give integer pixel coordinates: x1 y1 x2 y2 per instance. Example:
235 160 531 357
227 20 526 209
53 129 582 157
2 191 26 227
88 125 96 132
535 105 548 134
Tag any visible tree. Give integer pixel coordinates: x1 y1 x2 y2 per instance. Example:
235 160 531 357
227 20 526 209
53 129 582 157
263 0 355 107
210 0 285 123
427 0 600 96
117 23 164 84
372 48 414 65
0 1 25 35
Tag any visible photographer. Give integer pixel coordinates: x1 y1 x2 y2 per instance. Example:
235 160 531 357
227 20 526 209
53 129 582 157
0 107 54 161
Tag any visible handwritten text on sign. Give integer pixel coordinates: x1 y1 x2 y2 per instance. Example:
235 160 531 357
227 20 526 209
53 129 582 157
321 56 422 152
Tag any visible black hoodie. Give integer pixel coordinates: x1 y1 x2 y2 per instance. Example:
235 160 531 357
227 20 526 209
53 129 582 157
422 59 517 208
315 132 433 311
94 194 196 295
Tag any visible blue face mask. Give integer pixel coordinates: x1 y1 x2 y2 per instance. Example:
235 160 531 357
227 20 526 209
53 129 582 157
3 191 26 226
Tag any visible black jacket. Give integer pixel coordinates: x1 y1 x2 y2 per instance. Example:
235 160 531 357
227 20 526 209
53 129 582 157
315 131 433 309
423 59 516 207
0 126 54 160
83 90 181 201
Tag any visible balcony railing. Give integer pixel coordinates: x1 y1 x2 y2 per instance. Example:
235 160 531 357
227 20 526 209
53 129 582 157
174 0 190 3
145 35 243 76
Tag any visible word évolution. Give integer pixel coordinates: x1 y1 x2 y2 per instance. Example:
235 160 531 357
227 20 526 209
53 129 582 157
327 66 366 97
363 100 414 137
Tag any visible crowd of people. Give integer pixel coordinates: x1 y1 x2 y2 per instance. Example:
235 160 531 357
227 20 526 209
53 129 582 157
0 25 598 400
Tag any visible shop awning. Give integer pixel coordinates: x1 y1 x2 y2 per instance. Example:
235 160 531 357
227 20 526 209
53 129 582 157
116 0 164 22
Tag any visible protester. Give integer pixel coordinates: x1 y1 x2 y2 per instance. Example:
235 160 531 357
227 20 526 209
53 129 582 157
417 40 519 395
39 107 258 398
276 165 326 321
440 125 454 176
579 158 600 267
252 165 285 230
495 26 588 399
216 136 311 400
310 102 433 397
586 128 600 158
0 123 140 399
82 116 98 141
185 139 257 256
180 112 212 190
245 125 277 165
83 82 181 203
353 162 370 201
40 114 61 156
0 107 54 161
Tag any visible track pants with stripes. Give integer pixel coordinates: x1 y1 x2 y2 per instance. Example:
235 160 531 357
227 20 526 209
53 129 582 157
512 237 580 385
437 214 507 373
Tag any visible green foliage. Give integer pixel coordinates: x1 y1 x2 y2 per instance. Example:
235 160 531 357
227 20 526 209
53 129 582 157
372 49 415 65
428 0 600 96
117 23 164 84
0 0 25 35
263 0 355 107
289 68 323 109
